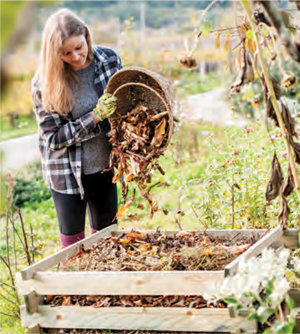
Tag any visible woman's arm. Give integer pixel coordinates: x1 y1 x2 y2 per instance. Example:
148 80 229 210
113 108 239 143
32 79 99 151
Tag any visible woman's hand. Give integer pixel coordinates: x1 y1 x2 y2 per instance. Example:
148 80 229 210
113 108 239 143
93 92 118 122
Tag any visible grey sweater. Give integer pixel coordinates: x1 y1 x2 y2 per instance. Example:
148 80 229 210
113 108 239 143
71 59 111 175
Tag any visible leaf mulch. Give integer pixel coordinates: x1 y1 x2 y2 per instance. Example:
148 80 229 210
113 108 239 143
43 329 229 334
43 230 259 333
63 229 260 273
46 230 261 308
104 104 171 219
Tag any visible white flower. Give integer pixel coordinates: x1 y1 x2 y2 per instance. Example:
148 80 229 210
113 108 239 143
269 277 290 307
291 256 300 271
206 248 291 307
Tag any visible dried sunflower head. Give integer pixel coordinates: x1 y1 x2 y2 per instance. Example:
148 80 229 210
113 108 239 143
281 73 297 89
179 55 197 69
252 96 261 108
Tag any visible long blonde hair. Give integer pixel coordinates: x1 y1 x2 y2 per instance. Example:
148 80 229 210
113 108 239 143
41 9 93 116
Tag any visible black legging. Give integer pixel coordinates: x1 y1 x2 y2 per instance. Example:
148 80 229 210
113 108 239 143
51 170 118 236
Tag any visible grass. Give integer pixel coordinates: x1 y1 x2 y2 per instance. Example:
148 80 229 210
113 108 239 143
1 115 37 141
1 105 300 331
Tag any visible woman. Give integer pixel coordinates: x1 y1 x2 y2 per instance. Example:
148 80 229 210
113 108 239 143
31 8 122 249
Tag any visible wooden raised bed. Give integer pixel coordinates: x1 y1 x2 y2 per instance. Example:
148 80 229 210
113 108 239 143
17 225 299 334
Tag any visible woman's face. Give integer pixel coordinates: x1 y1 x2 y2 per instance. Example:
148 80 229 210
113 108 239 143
60 34 89 71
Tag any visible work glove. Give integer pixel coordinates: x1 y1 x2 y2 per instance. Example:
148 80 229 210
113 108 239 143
93 91 118 121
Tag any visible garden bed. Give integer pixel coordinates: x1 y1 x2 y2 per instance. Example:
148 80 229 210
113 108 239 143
17 225 298 333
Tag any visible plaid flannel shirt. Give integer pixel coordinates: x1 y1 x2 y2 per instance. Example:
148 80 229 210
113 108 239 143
31 46 122 197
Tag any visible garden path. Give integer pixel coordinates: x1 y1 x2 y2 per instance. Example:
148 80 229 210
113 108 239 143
0 88 243 171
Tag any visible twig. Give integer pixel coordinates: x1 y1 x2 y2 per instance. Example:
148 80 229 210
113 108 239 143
0 281 17 291
11 223 25 249
0 293 15 305
5 211 11 277
0 255 20 305
278 302 285 324
30 222 35 263
174 215 183 231
149 111 169 121
210 26 240 33
0 282 16 299
0 311 20 319
260 1 300 62
17 209 31 266
232 173 235 229
191 204 208 229
10 217 17 273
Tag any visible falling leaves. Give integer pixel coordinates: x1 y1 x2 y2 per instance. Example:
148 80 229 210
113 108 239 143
265 153 283 203
106 104 171 219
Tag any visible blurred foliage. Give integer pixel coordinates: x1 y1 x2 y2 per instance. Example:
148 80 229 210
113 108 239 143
0 1 26 49
12 162 51 209
62 0 232 29
229 56 300 118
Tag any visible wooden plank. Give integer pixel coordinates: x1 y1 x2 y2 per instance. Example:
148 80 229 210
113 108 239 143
281 229 299 249
224 226 283 277
24 291 44 314
288 289 300 307
27 324 41 334
294 318 300 333
20 305 257 333
20 224 117 280
17 270 224 296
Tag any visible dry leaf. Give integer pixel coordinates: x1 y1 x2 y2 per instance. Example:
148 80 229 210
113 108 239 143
281 164 295 197
230 40 254 96
278 195 290 230
215 31 221 48
139 243 152 250
158 182 170 188
265 152 284 203
224 33 230 52
204 248 212 256
45 295 55 302
127 213 140 221
289 137 300 164
137 203 145 210
62 296 71 306
177 210 185 217
116 189 136 219
87 295 100 302
226 60 231 71
281 102 296 137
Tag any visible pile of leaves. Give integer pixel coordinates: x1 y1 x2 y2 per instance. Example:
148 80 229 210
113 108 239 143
43 329 228 334
62 229 260 273
44 231 260 333
105 104 171 219
45 294 226 309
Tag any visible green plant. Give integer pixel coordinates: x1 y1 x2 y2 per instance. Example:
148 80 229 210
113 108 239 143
204 248 300 334
12 162 51 209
